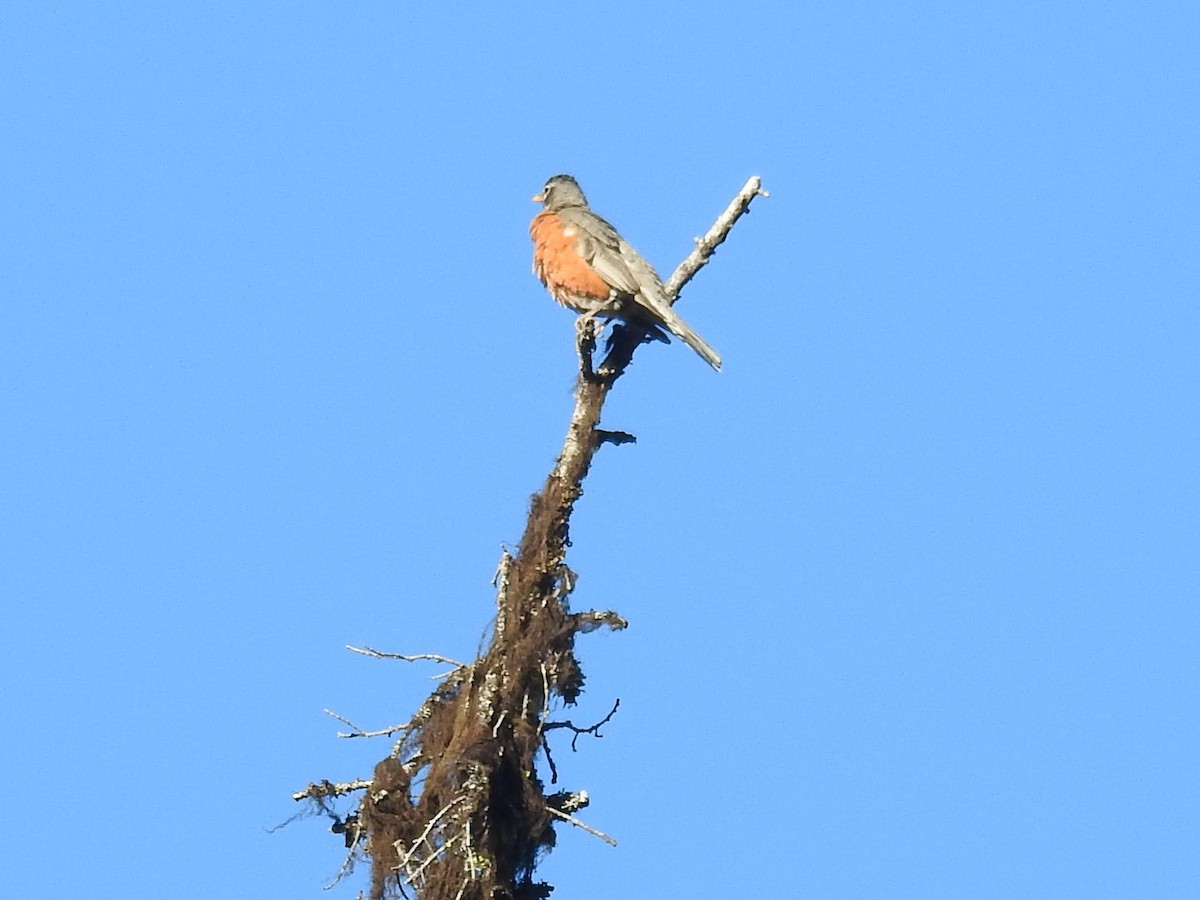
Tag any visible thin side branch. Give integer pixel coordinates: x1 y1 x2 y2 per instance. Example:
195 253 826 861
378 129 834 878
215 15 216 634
348 646 468 669
570 609 629 633
545 699 621 750
595 175 768 378
595 429 636 446
324 707 412 740
293 779 372 802
664 175 769 299
546 807 617 847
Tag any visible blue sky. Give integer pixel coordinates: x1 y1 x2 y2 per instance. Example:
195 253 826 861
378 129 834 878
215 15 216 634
3 2 1197 897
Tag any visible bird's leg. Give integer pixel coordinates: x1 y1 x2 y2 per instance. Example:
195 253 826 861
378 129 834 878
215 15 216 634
574 315 600 382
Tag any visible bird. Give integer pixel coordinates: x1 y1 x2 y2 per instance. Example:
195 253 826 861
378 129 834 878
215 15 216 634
530 174 722 371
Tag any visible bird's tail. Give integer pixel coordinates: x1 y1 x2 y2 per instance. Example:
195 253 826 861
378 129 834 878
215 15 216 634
658 304 723 371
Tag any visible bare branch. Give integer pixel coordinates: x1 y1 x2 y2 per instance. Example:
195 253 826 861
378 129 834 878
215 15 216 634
664 175 769 299
545 699 621 750
398 798 467 877
347 645 468 669
571 609 629 633
292 779 372 802
594 175 768 379
546 807 617 847
324 708 411 740
323 839 361 890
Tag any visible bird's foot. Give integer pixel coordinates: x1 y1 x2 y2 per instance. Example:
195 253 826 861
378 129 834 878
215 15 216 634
575 318 598 381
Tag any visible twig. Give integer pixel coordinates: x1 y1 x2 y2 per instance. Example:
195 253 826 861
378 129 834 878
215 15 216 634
541 733 559 785
405 838 451 884
593 175 768 380
491 708 508 739
400 798 465 863
347 645 467 669
324 708 410 739
595 429 636 446
546 806 617 847
570 609 628 633
545 699 621 750
664 175 769 300
322 839 359 890
292 779 372 802
536 662 551 739
397 797 467 884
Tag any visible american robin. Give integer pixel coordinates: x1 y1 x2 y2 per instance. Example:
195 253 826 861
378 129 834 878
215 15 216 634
530 174 722 371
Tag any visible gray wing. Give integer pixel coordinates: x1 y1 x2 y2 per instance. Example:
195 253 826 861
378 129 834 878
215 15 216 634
558 207 642 296
616 233 724 372
560 207 723 370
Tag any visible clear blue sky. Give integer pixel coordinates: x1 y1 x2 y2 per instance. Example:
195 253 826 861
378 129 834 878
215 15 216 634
3 3 1197 897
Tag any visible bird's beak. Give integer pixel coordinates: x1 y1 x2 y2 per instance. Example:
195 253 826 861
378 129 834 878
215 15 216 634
531 192 545 203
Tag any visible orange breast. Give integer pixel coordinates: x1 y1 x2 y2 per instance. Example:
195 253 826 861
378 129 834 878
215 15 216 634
530 211 613 309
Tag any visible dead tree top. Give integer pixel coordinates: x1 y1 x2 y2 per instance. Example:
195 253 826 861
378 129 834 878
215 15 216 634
293 176 768 900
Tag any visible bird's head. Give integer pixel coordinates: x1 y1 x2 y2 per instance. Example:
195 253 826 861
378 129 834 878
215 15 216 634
533 174 588 211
